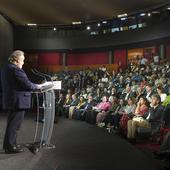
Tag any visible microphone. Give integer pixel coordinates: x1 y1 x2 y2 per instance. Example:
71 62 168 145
31 69 47 82
33 69 53 83
33 69 54 90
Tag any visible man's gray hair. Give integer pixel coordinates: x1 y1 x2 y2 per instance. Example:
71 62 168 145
8 50 24 63
151 94 161 104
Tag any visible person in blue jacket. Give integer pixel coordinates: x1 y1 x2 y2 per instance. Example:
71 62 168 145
1 50 41 153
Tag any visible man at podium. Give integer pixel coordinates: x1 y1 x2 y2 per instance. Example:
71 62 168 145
1 50 41 154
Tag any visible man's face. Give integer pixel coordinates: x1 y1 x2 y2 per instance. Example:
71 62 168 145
151 96 158 106
146 86 151 92
126 86 131 93
16 55 25 69
88 96 93 102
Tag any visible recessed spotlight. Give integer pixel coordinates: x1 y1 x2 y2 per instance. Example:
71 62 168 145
86 26 91 30
97 23 101 27
147 13 151 17
53 27 56 31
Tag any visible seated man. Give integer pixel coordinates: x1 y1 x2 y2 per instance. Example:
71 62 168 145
74 95 95 121
127 94 164 141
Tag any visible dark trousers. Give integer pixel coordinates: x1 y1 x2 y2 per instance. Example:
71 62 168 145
74 109 86 121
3 110 25 149
85 110 98 124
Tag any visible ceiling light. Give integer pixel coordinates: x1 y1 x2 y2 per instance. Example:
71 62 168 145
117 13 127 18
120 17 127 21
53 27 56 31
97 23 101 27
90 32 97 35
86 26 91 30
152 11 160 14
140 13 146 16
147 13 151 17
167 7 170 10
72 21 82 25
102 21 107 24
27 23 37 26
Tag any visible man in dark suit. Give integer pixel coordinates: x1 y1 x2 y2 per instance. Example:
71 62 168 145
1 50 41 153
120 86 136 102
74 95 95 121
127 94 164 140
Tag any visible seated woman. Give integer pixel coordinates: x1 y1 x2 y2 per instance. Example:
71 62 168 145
69 96 86 119
135 87 144 102
127 96 149 139
85 95 111 124
62 94 72 117
96 96 118 127
119 97 136 135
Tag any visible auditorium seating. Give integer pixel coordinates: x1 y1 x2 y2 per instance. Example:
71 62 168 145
37 64 118 74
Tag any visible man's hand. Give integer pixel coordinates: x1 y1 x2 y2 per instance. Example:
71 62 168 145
36 84 42 89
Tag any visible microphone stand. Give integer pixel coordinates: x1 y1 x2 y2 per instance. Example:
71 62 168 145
33 69 53 84
31 69 47 82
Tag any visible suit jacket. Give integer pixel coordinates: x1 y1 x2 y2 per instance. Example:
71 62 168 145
70 99 79 106
81 101 96 110
120 91 136 101
143 105 164 123
1 63 38 110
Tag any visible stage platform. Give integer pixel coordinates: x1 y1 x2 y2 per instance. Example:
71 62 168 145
0 112 159 170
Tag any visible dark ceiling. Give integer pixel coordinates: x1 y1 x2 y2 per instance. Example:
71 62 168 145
0 0 169 25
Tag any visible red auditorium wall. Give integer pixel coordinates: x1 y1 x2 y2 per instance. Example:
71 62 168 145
38 53 61 65
166 44 170 57
67 52 109 65
114 49 127 69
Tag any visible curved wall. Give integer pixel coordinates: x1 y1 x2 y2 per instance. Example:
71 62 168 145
14 20 170 51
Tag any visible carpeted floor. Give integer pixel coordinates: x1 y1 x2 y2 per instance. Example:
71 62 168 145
0 112 160 170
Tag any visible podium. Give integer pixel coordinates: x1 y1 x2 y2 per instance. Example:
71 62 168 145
27 81 60 153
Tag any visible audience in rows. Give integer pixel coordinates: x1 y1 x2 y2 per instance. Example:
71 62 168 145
53 60 170 145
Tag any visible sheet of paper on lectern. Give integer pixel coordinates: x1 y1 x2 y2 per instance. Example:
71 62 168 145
53 81 62 90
